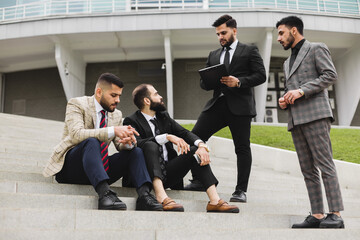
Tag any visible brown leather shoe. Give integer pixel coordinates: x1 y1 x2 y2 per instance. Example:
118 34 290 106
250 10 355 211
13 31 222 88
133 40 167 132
161 197 184 212
206 199 239 213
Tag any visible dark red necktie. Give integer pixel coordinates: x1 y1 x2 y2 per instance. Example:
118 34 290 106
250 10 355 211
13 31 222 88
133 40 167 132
100 110 109 172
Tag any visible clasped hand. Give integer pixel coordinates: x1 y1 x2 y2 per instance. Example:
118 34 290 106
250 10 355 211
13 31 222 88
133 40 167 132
167 135 210 166
279 90 303 109
114 125 139 146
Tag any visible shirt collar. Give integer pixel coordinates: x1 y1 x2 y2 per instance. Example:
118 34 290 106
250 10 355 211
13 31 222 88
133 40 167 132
224 40 238 51
291 38 305 54
94 97 105 114
141 112 156 122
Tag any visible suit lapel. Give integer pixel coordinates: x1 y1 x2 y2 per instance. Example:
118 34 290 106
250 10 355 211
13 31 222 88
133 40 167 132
288 40 311 79
229 42 245 73
215 48 222 65
136 111 154 137
284 58 290 79
89 96 97 128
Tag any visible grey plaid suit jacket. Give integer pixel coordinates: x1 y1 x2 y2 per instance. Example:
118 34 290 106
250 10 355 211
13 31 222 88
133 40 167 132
283 40 337 130
42 96 124 177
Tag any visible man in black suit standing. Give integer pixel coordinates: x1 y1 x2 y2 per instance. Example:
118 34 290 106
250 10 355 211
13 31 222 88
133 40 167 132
124 84 239 213
186 15 266 203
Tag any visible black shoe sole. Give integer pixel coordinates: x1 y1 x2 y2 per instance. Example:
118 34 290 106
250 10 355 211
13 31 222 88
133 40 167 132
319 223 345 229
99 205 127 210
229 197 246 203
207 208 240 213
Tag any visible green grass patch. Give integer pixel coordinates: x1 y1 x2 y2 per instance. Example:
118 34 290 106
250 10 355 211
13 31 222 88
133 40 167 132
182 124 360 164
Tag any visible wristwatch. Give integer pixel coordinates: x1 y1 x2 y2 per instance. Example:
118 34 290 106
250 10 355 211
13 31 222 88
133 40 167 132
198 143 210 152
298 88 304 96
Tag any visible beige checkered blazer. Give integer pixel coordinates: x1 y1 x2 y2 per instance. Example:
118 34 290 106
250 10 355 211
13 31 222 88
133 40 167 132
42 96 123 177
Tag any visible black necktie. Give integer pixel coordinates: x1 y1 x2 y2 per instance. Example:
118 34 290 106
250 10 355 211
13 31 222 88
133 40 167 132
224 46 231 72
150 118 167 181
100 110 109 172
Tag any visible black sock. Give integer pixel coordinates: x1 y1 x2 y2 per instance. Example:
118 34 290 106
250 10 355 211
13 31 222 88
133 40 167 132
95 180 110 198
136 182 151 197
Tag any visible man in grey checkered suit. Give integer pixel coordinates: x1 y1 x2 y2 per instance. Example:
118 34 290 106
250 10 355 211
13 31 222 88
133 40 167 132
276 16 344 228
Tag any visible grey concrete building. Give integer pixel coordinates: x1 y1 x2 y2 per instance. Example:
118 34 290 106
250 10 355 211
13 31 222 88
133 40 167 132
0 0 359 126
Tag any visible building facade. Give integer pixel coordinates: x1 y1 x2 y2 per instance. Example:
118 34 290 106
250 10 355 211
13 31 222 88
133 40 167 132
0 0 359 126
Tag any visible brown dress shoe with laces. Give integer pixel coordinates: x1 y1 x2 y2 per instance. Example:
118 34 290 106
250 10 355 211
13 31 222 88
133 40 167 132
206 199 239 213
161 197 184 212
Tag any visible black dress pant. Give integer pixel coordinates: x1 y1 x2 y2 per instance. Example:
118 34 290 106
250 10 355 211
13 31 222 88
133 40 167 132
192 97 252 192
56 138 152 189
141 141 218 190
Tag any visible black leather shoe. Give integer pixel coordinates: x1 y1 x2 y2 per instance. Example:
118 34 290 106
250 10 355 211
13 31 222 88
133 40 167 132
292 215 324 228
136 193 163 211
230 190 247 203
184 179 206 191
98 189 127 210
319 213 345 228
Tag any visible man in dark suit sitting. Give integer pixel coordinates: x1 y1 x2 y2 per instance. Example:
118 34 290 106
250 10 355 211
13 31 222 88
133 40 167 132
186 15 266 204
124 84 239 213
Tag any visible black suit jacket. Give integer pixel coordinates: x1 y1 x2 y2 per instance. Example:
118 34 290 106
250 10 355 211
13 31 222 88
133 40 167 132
123 110 199 160
201 42 266 117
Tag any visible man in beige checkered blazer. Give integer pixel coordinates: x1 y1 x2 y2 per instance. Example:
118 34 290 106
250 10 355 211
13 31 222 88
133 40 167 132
42 73 162 211
276 16 344 228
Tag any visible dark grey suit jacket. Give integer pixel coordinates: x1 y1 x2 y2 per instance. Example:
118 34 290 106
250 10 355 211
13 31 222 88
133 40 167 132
283 40 336 130
201 42 266 117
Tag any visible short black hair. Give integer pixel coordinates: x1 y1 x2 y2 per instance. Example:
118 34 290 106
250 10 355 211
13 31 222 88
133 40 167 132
212 14 237 28
276 16 304 35
97 73 124 89
132 84 151 110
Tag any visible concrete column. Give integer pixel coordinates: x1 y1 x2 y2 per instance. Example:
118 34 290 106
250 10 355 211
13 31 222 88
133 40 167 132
51 37 86 101
254 29 273 122
334 41 360 126
125 0 131 11
163 30 174 118
0 73 3 112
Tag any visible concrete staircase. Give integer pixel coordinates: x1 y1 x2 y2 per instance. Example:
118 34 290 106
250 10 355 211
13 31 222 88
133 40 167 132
0 113 359 240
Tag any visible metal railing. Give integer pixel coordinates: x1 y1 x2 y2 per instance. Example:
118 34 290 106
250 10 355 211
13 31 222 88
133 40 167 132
0 0 359 22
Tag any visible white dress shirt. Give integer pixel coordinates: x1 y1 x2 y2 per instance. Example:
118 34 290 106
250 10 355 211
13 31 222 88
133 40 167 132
220 40 238 65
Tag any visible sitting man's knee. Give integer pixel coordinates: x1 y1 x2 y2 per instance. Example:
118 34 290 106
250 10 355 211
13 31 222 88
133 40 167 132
142 141 160 155
83 138 101 148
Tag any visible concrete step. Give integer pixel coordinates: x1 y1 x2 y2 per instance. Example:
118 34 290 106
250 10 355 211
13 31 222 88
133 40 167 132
1 191 360 219
1 208 359 231
1 229 359 240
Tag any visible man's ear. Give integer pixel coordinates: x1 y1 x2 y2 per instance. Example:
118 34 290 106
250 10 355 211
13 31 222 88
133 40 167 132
233 27 237 36
95 87 102 99
144 97 151 106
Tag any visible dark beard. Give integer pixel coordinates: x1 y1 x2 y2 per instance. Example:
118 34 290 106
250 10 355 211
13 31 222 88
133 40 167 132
221 34 235 48
150 100 166 112
283 33 295 50
100 96 116 112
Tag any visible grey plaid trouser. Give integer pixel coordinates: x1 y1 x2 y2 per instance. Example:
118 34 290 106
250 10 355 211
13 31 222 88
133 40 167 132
291 118 344 214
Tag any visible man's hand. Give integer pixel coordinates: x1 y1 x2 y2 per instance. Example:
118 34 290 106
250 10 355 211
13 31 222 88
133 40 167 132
114 125 139 145
220 76 240 88
195 147 210 166
283 90 302 104
167 134 190 154
278 97 288 109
